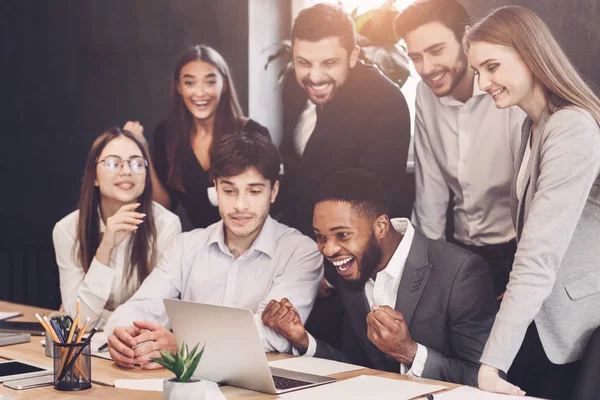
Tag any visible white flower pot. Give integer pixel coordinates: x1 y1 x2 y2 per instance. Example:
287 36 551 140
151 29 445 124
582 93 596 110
163 378 205 400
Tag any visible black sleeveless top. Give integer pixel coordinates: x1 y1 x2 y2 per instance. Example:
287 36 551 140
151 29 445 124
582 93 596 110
152 119 271 229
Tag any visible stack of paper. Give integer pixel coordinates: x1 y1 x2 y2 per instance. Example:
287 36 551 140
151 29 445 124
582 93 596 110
281 375 446 399
0 311 21 321
434 386 547 399
268 356 365 376
114 379 225 399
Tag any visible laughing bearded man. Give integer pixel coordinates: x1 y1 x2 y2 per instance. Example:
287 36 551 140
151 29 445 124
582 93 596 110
262 169 498 386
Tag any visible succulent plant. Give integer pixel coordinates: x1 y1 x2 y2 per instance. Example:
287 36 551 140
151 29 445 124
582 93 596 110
152 342 205 383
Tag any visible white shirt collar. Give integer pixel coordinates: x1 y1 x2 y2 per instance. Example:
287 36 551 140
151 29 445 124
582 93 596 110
208 216 277 259
379 218 415 280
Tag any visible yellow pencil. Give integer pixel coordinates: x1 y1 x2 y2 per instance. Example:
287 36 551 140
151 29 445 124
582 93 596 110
76 297 81 328
75 317 90 343
66 313 79 344
35 313 60 343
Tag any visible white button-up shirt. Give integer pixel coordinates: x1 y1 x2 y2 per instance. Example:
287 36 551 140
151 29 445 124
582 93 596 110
293 100 317 156
53 202 182 326
104 216 323 353
411 78 525 246
301 218 427 376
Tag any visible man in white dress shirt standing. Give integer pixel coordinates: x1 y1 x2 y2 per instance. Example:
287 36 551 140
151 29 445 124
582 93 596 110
105 131 323 369
394 0 526 298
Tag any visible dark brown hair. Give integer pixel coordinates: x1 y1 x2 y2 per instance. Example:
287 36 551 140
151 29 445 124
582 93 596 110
166 45 244 191
292 3 357 53
394 0 471 42
75 127 157 284
210 131 281 186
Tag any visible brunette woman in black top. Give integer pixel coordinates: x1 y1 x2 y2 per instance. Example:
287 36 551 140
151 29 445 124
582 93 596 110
126 45 270 228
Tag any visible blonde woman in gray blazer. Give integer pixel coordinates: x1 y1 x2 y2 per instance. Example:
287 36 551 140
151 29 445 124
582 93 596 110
465 6 600 400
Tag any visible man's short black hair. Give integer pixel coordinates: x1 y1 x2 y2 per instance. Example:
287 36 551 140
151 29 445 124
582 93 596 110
394 0 471 43
314 168 387 221
291 3 357 53
210 131 281 186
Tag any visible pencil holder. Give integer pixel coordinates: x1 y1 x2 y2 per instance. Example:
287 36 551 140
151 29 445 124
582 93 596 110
45 331 53 357
53 341 92 391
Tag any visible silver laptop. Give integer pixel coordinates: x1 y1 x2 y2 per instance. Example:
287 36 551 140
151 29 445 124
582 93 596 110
164 299 335 394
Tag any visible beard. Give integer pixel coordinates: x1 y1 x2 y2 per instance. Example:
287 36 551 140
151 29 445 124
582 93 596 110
423 49 469 97
340 233 383 291
302 77 338 104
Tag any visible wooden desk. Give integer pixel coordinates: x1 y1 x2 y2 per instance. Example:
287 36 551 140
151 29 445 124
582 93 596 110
0 301 458 399
0 301 172 385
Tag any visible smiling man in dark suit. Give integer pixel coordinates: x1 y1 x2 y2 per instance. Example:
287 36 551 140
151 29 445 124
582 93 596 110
278 2 411 351
263 169 497 386
279 3 411 236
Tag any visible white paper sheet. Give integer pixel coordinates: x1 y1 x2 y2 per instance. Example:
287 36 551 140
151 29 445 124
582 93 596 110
0 311 21 321
268 356 365 376
280 374 446 400
434 386 547 400
114 378 164 391
89 331 113 360
114 379 226 399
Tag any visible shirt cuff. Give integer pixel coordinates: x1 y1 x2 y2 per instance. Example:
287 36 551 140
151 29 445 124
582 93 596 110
85 258 117 301
401 343 428 377
292 332 317 357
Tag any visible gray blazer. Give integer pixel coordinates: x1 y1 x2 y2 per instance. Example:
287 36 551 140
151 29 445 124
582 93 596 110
313 230 498 386
481 106 600 372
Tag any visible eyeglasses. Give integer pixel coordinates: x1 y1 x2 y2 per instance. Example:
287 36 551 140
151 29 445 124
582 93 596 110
97 155 148 174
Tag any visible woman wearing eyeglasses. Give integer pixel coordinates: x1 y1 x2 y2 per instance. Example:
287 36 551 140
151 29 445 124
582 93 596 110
52 127 182 326
124 45 270 229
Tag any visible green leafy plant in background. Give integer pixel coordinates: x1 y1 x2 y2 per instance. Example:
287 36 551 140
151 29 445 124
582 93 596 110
152 342 205 383
265 0 410 88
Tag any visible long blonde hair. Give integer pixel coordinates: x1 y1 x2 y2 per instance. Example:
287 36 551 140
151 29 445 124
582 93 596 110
465 6 600 126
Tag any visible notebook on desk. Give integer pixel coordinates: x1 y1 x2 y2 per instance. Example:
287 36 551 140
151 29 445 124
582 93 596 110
0 321 45 336
164 299 336 394
0 332 30 347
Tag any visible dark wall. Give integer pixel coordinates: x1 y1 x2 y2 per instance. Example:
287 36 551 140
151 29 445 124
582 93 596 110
0 0 249 308
462 0 600 87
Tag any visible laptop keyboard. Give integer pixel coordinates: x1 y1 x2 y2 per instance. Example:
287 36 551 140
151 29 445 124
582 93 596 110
272 375 312 390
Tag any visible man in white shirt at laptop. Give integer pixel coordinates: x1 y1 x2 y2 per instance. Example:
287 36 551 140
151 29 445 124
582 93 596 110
394 0 526 299
105 131 323 369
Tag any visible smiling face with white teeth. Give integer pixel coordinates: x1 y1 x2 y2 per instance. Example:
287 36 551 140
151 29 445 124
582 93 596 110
405 22 470 98
293 36 359 105
95 136 146 209
469 41 537 110
177 60 226 123
313 200 384 288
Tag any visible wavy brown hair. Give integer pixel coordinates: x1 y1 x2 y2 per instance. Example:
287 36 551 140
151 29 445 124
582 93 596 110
166 45 244 191
465 6 600 126
75 127 157 284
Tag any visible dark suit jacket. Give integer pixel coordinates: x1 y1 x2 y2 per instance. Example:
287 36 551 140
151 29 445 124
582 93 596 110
279 62 411 236
313 230 497 386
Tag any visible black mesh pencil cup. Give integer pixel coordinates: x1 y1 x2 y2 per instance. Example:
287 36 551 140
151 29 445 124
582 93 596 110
53 341 92 391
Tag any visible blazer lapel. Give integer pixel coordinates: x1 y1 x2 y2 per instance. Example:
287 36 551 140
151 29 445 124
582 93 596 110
514 107 553 238
513 119 531 238
300 108 332 163
395 230 431 328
